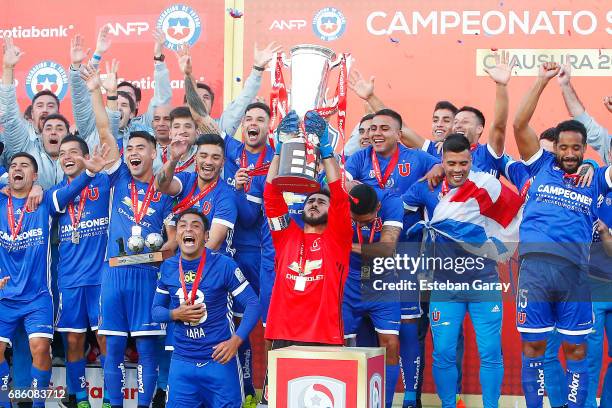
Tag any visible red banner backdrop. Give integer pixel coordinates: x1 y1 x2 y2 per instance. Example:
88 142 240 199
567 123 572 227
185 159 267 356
0 0 226 119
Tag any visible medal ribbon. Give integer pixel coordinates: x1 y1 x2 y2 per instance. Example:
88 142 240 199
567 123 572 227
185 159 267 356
130 176 156 225
7 193 26 240
371 145 400 189
441 178 451 196
240 148 270 192
356 218 381 245
269 53 289 149
67 186 89 233
179 251 207 305
173 179 218 214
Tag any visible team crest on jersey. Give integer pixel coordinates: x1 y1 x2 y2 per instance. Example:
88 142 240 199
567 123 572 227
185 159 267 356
25 60 68 100
517 312 527 324
157 4 202 50
312 7 346 41
311 237 321 252
431 309 440 322
398 163 411 177
606 197 612 206
87 187 100 201
194 200 212 216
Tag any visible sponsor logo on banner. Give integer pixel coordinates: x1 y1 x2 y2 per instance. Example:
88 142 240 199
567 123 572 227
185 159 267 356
369 373 382 408
288 376 346 408
25 61 68 100
269 19 307 31
0 25 74 39
106 22 150 37
157 4 202 50
312 7 346 41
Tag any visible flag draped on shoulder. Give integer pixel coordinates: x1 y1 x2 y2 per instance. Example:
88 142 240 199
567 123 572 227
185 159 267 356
412 171 524 262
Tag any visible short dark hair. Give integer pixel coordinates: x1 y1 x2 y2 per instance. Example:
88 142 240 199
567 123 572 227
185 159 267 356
176 207 210 231
539 127 556 142
245 102 271 118
433 101 458 115
117 81 141 102
305 187 331 205
442 133 471 154
117 91 136 114
457 106 486 127
359 113 375 126
196 133 225 153
554 120 587 144
23 105 33 120
349 184 379 215
128 131 157 147
10 152 38 173
183 83 215 107
60 134 89 155
373 108 403 128
169 106 194 123
32 90 60 109
42 113 70 131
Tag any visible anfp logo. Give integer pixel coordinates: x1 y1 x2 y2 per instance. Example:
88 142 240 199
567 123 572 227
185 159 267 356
288 376 346 408
25 61 68 100
157 4 202 50
312 7 346 41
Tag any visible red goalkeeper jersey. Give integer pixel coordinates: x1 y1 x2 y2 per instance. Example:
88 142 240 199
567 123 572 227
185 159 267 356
263 179 352 344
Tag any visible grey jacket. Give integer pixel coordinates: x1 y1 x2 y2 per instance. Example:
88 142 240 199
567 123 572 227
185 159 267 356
575 111 611 165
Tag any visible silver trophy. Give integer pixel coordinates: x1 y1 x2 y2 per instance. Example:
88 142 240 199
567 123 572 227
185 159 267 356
273 44 348 193
109 226 172 267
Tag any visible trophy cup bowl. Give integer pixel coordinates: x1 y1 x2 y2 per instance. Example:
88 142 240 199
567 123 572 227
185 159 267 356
273 44 341 194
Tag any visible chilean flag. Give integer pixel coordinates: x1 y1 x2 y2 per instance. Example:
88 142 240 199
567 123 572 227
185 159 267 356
412 171 523 262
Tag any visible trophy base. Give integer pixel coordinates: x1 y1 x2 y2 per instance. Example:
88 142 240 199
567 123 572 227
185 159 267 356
272 175 321 194
109 250 174 267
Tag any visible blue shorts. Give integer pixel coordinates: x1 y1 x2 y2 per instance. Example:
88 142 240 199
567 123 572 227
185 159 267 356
56 285 101 333
99 264 164 337
517 254 592 342
343 299 400 338
233 247 260 316
0 292 54 346
166 356 243 408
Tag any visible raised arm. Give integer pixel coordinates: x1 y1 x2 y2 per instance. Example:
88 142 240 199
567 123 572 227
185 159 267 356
558 63 585 117
512 62 560 160
483 50 513 157
348 68 425 149
218 41 281 136
1 37 32 157
142 29 172 126
80 63 121 166
154 135 187 196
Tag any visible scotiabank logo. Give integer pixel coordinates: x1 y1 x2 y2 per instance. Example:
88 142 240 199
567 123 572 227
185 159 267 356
288 376 346 408
0 25 74 39
269 19 307 31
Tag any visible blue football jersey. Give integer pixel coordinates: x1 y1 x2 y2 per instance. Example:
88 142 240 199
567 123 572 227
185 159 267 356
106 161 174 264
0 173 93 300
502 155 531 194
222 136 274 189
53 173 111 288
590 191 612 279
402 180 499 283
156 251 255 361
174 172 238 256
519 149 611 265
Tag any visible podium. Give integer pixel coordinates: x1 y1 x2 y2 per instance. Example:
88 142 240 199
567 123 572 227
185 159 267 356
268 346 386 408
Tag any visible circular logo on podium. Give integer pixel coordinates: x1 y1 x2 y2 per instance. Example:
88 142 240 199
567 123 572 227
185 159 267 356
25 61 68 100
312 7 346 41
369 373 382 408
157 4 202 50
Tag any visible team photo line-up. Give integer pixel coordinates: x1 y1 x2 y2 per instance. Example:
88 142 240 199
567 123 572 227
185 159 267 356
0 22 610 408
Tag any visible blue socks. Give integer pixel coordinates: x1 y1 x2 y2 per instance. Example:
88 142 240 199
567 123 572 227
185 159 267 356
385 364 400 408
566 358 588 408
238 337 256 396
156 348 171 392
521 355 545 408
30 366 51 408
99 353 110 403
66 358 88 402
399 323 419 406
135 336 159 407
104 335 128 406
